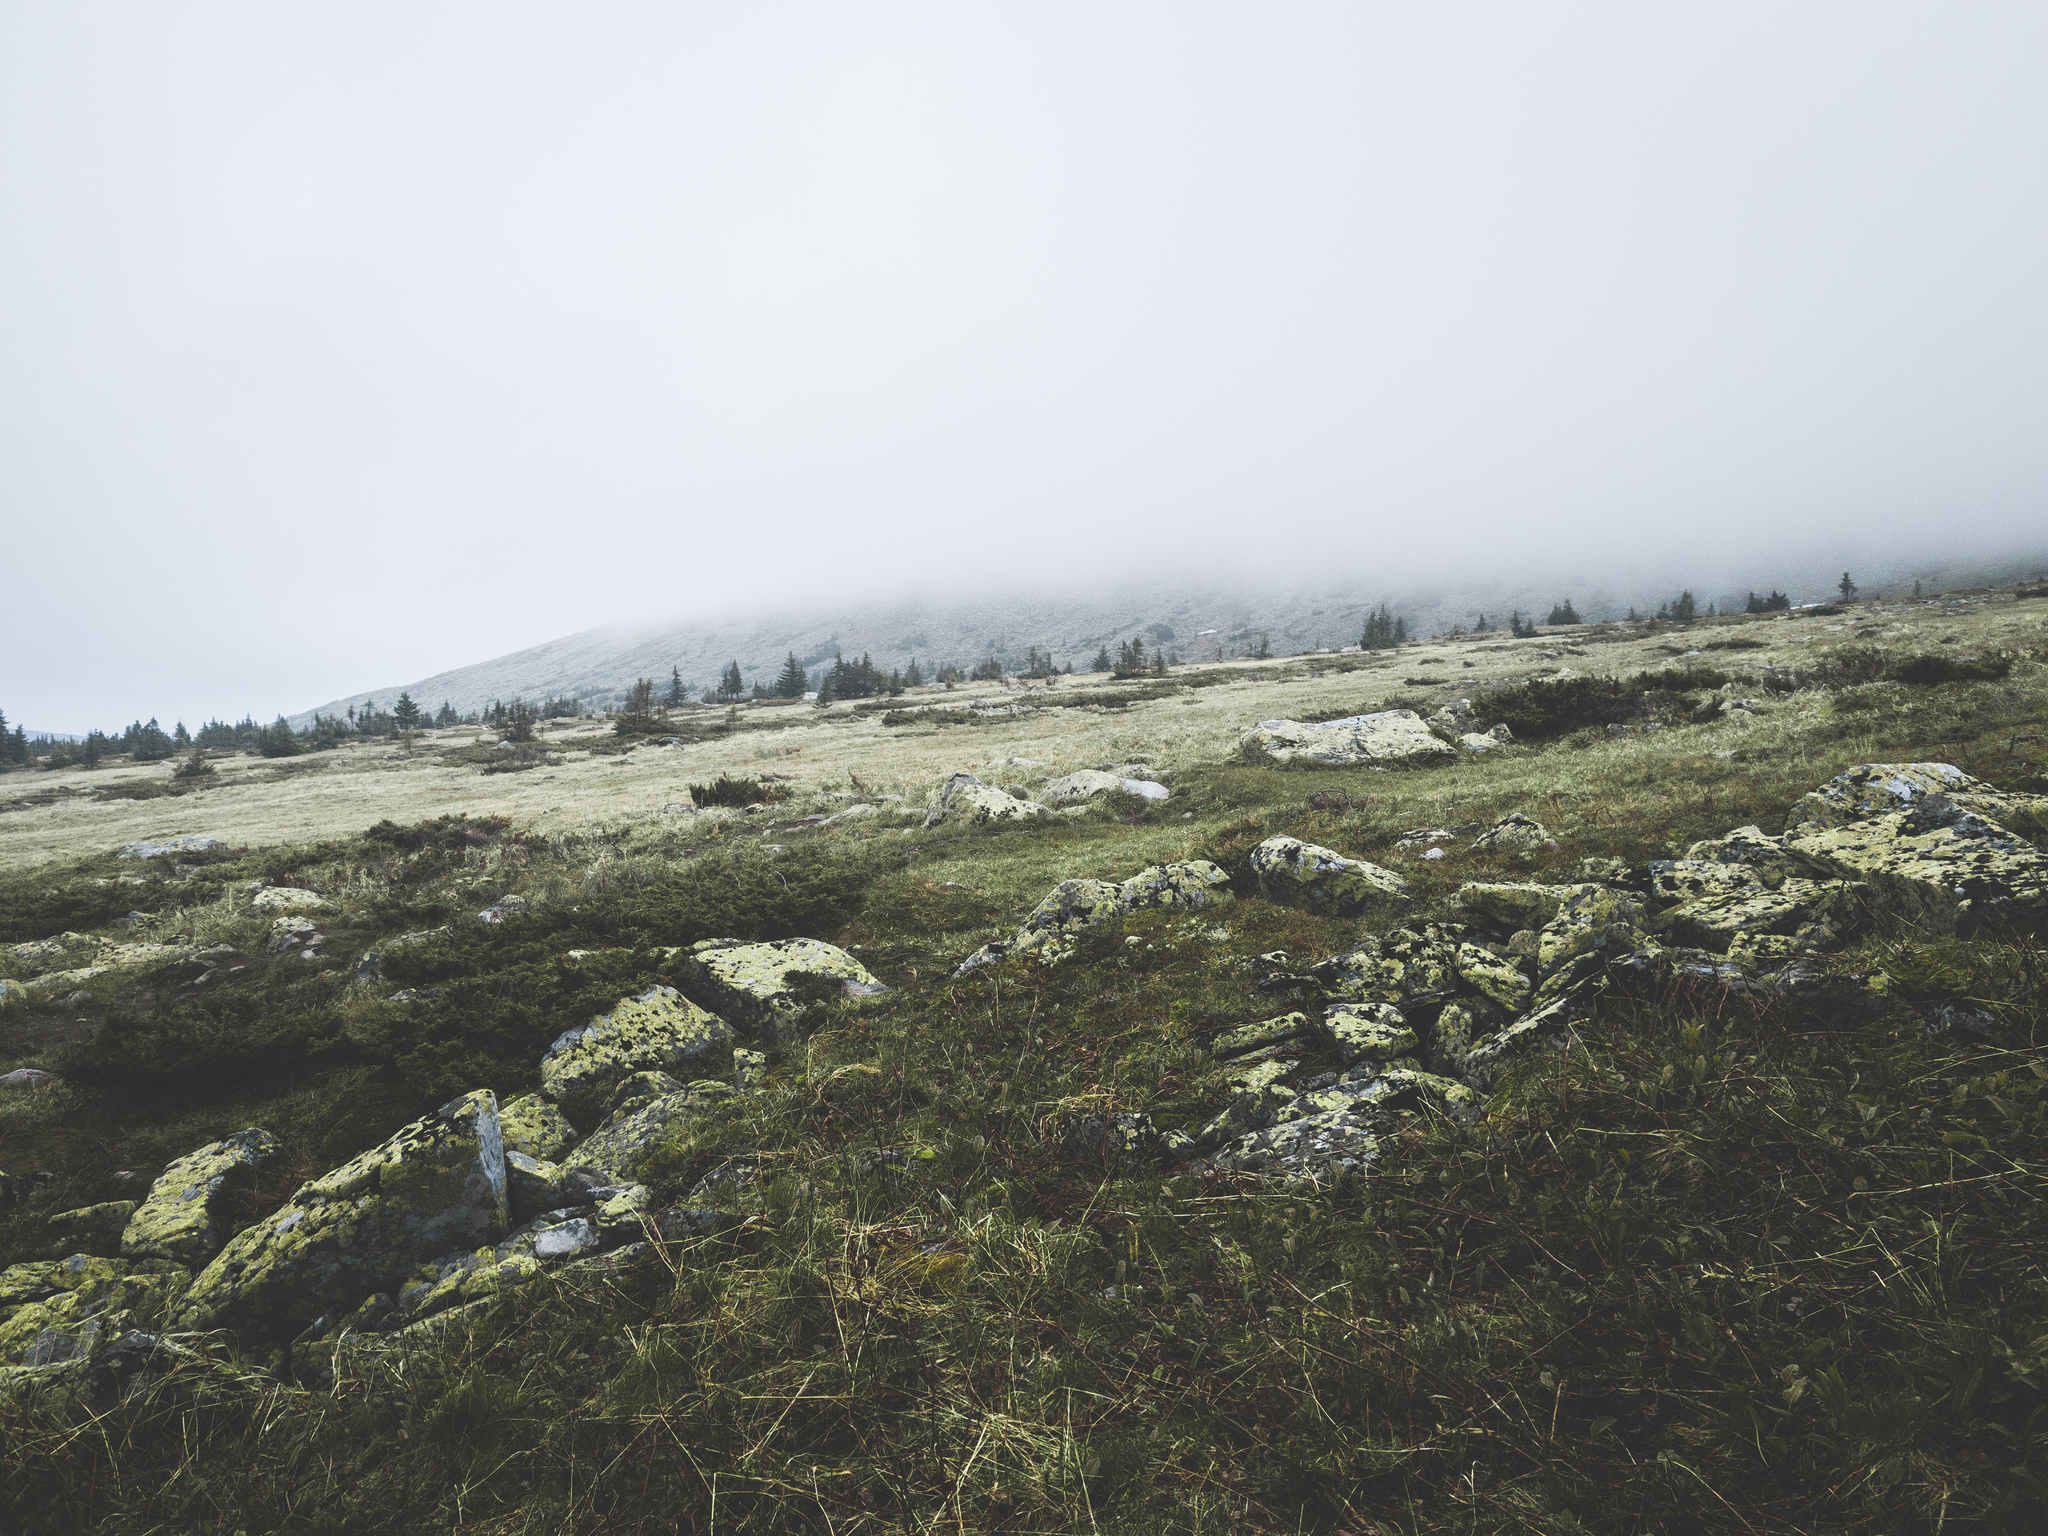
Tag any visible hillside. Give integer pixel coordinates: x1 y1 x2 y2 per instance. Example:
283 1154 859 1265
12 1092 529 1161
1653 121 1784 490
4 585 2047 1532
287 550 2048 728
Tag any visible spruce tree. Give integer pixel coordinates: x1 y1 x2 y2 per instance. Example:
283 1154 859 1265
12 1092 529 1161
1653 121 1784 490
1092 645 1113 673
1839 571 1858 602
903 657 924 688
392 693 422 732
717 661 745 702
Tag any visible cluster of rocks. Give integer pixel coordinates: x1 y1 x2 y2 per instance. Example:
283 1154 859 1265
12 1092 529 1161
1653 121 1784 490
953 861 1235 975
1 938 886 1402
1060 762 2048 1182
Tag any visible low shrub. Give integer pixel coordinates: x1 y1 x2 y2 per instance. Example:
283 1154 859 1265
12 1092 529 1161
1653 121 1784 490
688 773 793 809
1476 665 1731 741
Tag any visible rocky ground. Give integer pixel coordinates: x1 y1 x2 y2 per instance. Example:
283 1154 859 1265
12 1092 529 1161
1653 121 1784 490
3 590 2047 1533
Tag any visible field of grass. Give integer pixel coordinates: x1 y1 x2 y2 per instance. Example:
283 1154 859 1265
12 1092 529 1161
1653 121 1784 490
3 590 2047 1532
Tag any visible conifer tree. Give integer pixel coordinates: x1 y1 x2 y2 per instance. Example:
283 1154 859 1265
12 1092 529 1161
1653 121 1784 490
665 667 687 707
1839 571 1858 602
1092 645 1113 673
392 693 422 732
717 661 745 702
903 657 924 688
1546 598 1582 626
173 721 191 747
774 652 807 698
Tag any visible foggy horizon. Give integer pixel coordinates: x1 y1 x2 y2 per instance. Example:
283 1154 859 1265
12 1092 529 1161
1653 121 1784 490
7 4 2047 734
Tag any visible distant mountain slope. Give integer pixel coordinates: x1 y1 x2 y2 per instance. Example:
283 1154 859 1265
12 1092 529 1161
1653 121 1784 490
290 550 2048 726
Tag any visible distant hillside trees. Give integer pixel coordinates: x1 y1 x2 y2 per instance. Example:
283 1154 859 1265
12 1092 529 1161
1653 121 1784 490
969 656 1005 682
1655 592 1697 621
1744 590 1791 613
773 652 808 698
715 661 746 702
258 716 300 758
435 701 460 727
1110 638 1149 678
392 693 422 732
902 657 924 688
1360 606 1408 650
1019 646 1057 679
935 661 964 685
1546 598 1582 626
0 709 25 770
1092 645 1113 673
1839 571 1859 602
1509 612 1538 638
119 718 175 761
665 667 688 707
539 695 581 719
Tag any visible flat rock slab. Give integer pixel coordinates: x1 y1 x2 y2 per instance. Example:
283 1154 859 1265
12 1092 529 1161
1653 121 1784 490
682 938 885 1042
122 1128 280 1267
1786 762 2048 836
540 987 733 1122
1238 709 1454 768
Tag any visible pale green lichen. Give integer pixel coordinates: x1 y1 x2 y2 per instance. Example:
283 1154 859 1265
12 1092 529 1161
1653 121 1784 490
1210 1012 1313 1058
1318 1002 1417 1065
497 1093 578 1161
1250 836 1408 916
1238 710 1456 769
176 1090 508 1349
1784 761 2048 837
1456 883 1571 930
575 1082 735 1183
1455 944 1533 1013
122 1127 280 1266
1788 804 2048 933
540 986 733 1120
1537 887 1647 975
922 771 1054 828
1650 876 1866 954
684 938 885 1042
952 861 1233 976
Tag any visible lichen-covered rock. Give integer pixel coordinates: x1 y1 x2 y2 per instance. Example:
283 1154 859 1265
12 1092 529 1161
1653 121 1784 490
122 1128 280 1266
1684 825 1803 881
923 771 1054 829
1239 709 1456 769
1644 859 1770 907
1208 1109 1380 1178
1223 1057 1300 1095
267 916 320 953
1787 797 2048 933
497 1094 578 1161
1455 944 1532 1012
1062 1112 1164 1171
1308 940 1409 1006
952 861 1233 976
248 887 332 913
596 1071 685 1126
0 1328 230 1419
1250 836 1408 916
118 836 225 860
540 987 732 1120
1040 770 1125 806
682 938 885 1042
1197 1080 1301 1149
1318 1002 1417 1065
1460 997 1576 1086
46 1202 137 1256
0 978 28 1014
1470 813 1557 853
1784 762 2048 837
1456 882 1570 930
1211 1012 1315 1059
1650 876 1867 955
505 1151 570 1221
176 1090 508 1349
1537 886 1648 975
575 1081 735 1183
8 932 96 977
0 1255 190 1367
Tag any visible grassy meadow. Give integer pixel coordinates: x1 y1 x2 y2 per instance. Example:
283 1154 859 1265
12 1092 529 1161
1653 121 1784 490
3 590 2047 1533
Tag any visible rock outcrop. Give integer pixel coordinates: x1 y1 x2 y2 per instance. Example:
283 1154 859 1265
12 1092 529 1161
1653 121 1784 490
1250 836 1408 916
176 1091 509 1349
1238 709 1456 769
1041 770 1172 806
121 1129 280 1267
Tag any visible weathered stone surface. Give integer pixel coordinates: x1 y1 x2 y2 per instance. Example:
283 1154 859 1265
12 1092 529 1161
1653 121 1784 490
1456 882 1570 930
1455 944 1532 1013
1318 1002 1417 1065
1040 770 1124 806
1649 875 1867 955
1537 886 1648 975
176 1090 508 1348
1684 825 1804 881
923 771 1054 828
575 1081 735 1183
1787 799 2048 933
1784 762 2048 837
8 932 96 976
0 1255 191 1368
682 938 885 1041
1470 813 1556 852
953 861 1233 976
497 1093 578 1161
122 1128 280 1267
46 1203 137 1256
248 887 332 913
505 1151 569 1222
0 978 26 1014
1211 1012 1315 1059
1239 709 1456 769
539 986 733 1120
1250 836 1408 916
1208 1110 1380 1178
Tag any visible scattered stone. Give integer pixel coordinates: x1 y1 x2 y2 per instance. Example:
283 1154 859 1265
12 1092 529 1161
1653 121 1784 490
1250 836 1408 916
1040 770 1124 805
681 938 886 1042
539 986 734 1122
1238 709 1456 769
248 887 332 913
176 1090 509 1350
46 1203 138 1256
0 979 26 1014
476 895 528 924
576 1081 735 1184
1469 813 1557 853
922 771 1054 828
122 1128 281 1267
1318 1002 1417 1065
1393 824 1481 854
8 933 97 977
1784 762 2048 837
1 1068 55 1088
1787 796 2048 934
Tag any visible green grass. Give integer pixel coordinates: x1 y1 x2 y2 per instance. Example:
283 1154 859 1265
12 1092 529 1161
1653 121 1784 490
3 618 2048 1531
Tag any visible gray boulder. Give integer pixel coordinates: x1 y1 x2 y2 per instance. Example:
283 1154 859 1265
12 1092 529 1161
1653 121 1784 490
1238 709 1456 769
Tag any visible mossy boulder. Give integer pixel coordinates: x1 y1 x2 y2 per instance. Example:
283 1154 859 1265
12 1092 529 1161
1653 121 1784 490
176 1090 508 1351
1040 769 1125 806
248 887 332 913
575 1081 736 1183
682 938 886 1042
8 932 97 976
0 978 29 1015
497 1093 578 1161
45 1202 136 1257
1456 882 1570 930
540 986 733 1121
1455 944 1532 1013
1211 1012 1315 1060
122 1127 280 1267
1250 836 1408 916
1649 874 1866 955
1318 1002 1418 1065
922 771 1053 828
1784 762 2048 837
0 1254 190 1368
1537 886 1648 975
1684 825 1804 881
1238 709 1456 768
1469 813 1557 853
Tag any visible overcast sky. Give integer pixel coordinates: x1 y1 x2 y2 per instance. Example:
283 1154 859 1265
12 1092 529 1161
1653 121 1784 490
5 4 2046 733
